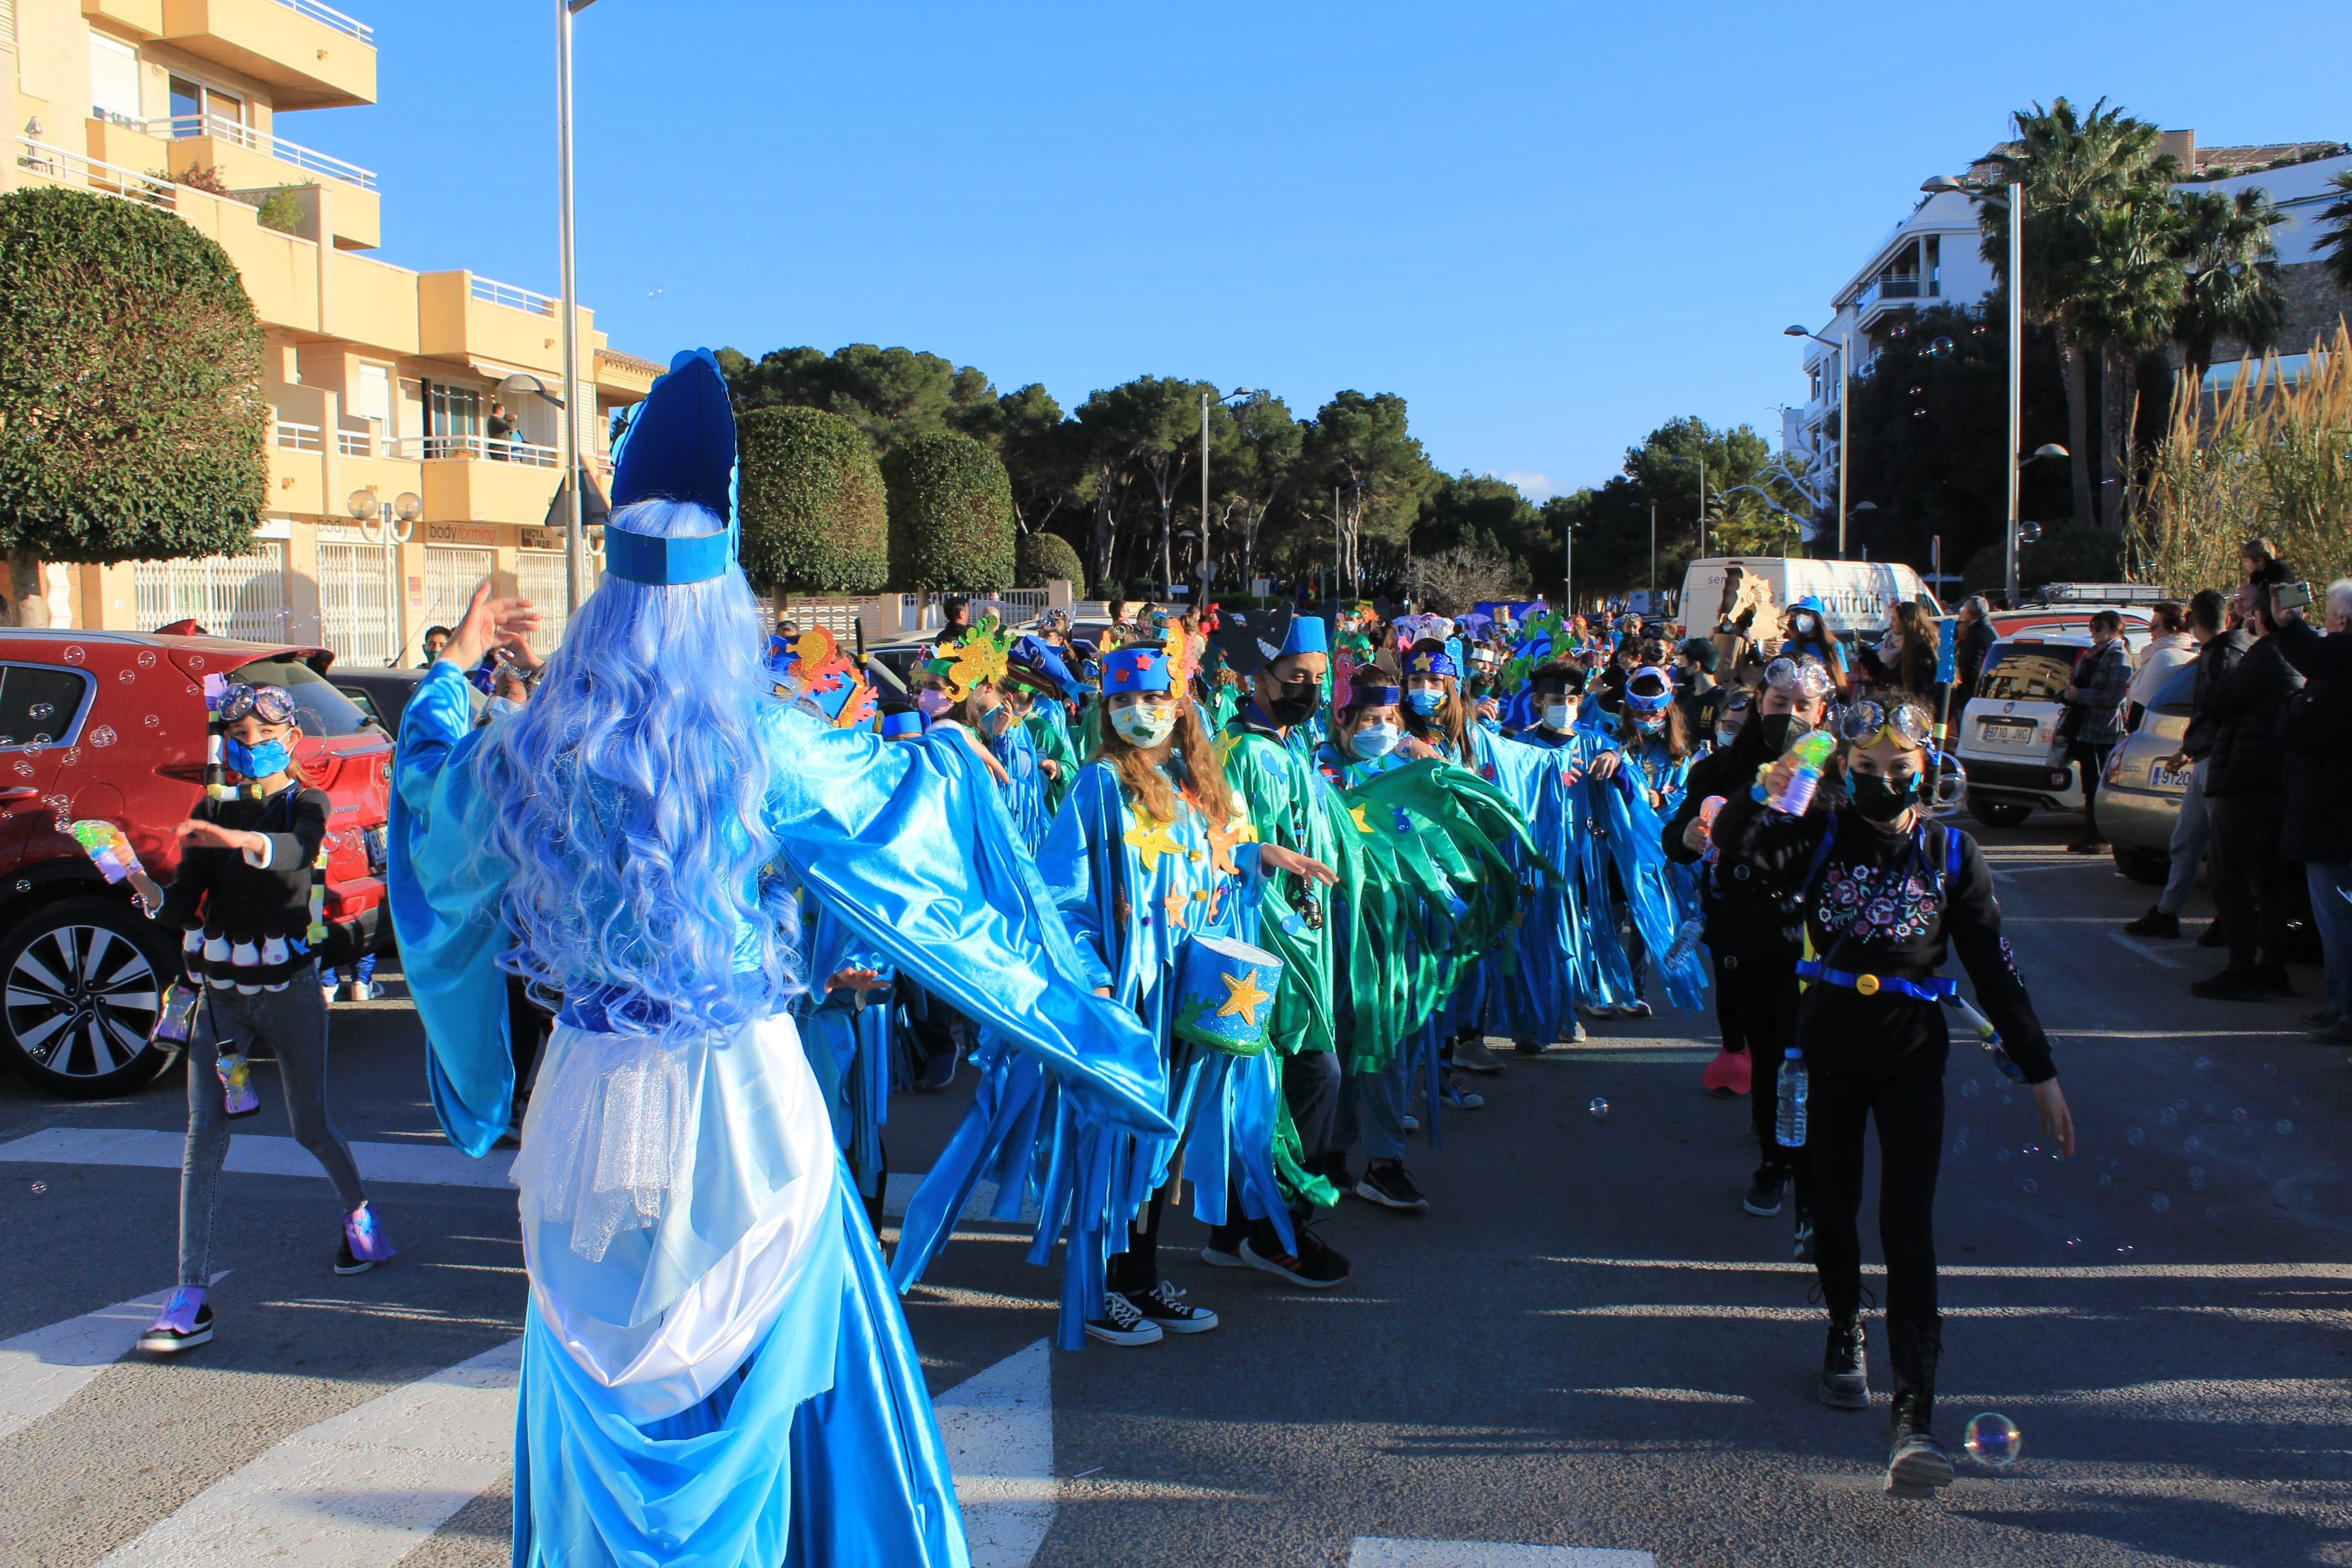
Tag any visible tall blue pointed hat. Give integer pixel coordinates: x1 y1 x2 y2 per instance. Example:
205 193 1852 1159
604 348 738 586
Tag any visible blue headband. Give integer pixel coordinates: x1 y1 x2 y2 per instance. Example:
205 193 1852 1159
1280 615 1328 657
1354 683 1402 708
1406 647 1459 679
881 710 924 738
604 349 738 587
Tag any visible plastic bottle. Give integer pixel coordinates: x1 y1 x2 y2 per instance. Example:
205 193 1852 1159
1662 915 1706 970
1775 1049 1809 1147
1767 732 1838 816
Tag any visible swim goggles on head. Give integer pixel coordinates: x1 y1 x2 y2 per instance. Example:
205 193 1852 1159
216 682 297 724
1762 657 1834 700
1836 698 1935 749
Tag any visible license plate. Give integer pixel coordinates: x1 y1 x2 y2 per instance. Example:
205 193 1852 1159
2149 762 2192 789
1980 719 2036 741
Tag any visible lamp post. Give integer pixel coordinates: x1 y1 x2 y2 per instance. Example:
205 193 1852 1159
1560 515 1576 617
1785 324 1850 555
557 0 598 612
1196 387 1254 602
346 488 422 666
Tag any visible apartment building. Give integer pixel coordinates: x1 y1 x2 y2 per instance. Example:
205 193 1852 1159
0 0 661 662
1782 130 2352 502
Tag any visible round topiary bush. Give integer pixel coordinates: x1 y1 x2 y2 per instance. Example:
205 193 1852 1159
0 186 267 564
1015 529 1084 591
882 431 1015 591
736 405 889 594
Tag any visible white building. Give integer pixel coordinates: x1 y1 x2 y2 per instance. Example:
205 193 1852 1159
1784 130 2352 503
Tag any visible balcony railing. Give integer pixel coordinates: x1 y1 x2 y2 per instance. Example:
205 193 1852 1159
14 139 175 209
469 276 559 318
275 421 324 452
152 114 378 192
336 429 374 457
276 0 373 44
386 434 562 468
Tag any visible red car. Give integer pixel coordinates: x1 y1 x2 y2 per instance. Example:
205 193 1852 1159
0 630 395 1098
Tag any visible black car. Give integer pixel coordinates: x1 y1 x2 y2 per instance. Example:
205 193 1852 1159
331 664 485 739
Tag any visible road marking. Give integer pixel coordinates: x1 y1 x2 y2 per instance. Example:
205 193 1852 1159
1535 1255 2352 1280
1571 1386 1751 1405
936 1339 1056 1568
2106 932 2183 970
96 1337 521 1567
1350 1539 1655 1567
0 1274 227 1441
0 1127 513 1188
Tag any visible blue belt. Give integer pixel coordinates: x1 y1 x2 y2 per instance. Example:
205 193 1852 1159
1795 959 1956 1003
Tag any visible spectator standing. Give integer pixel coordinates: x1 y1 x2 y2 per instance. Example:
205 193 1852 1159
486 402 517 461
418 625 451 668
2189 571 2313 1000
2125 590 2236 940
2057 610 2132 854
2125 602 2195 732
2278 578 2352 1042
1951 596 1997 710
1674 638 1727 740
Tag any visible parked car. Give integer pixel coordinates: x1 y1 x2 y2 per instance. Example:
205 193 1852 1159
2094 662 2196 884
0 630 395 1098
331 664 483 739
1952 625 2150 828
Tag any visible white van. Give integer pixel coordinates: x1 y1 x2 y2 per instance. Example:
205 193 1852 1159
1678 557 1940 640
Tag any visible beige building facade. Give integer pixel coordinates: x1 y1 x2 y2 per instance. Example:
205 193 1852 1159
1 0 659 662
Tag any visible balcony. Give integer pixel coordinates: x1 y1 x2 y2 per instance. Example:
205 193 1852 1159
152 114 379 247
1854 273 1939 332
404 437 564 527
417 272 572 378
159 0 377 111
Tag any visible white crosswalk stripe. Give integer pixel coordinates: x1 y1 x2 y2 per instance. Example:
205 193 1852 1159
0 1126 514 1188
0 1274 226 1441
1350 1540 1656 1567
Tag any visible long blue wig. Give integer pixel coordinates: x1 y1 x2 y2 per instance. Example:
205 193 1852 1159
473 497 801 1043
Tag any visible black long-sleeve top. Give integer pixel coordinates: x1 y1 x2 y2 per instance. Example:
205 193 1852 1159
1712 787 2055 1084
1661 725 1803 958
156 785 331 945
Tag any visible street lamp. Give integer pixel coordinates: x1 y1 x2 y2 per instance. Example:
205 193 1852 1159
346 487 422 666
1194 386 1254 600
1785 323 1851 555
1559 514 1578 617
557 0 599 613
1921 172 2031 602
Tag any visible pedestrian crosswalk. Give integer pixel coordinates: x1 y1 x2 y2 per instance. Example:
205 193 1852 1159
0 1127 513 1188
1349 1542 1656 1567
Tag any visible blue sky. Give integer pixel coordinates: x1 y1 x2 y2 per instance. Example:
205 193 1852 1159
312 1 2352 499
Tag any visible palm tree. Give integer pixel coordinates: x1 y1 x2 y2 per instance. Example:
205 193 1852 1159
2315 170 2352 295
2070 185 2185 530
1978 98 2174 532
2170 186 2287 389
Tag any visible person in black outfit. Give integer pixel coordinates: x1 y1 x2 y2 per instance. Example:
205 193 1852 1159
2276 578 2352 1043
1717 690 2074 1496
2191 572 2313 1000
1950 596 1996 711
1663 654 1832 1241
1673 638 1729 739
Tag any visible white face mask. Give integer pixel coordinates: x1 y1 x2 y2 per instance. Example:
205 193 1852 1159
1541 700 1574 731
1110 703 1176 747
1354 723 1403 758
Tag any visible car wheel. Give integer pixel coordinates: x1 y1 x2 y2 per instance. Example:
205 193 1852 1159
2110 845 2170 887
1969 798 2033 829
0 895 174 1099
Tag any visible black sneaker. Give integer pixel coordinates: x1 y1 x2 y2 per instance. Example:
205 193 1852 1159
1513 1039 1546 1056
2124 907 2181 938
1241 1228 1351 1289
1083 1291 1164 1346
2197 921 2227 948
2300 1007 2341 1030
2256 964 2296 998
1353 1158 1429 1211
1793 1210 1816 1263
2189 967 2264 1000
1742 1167 1785 1218
1818 1318 1869 1409
1130 1279 1218 1334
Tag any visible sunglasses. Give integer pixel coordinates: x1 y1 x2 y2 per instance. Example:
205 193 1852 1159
216 683 297 725
1836 698 1935 749
1763 657 1834 700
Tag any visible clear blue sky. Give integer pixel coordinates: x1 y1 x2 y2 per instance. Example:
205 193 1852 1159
315 1 2351 500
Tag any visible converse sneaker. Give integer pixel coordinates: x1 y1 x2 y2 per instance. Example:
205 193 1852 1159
336 1201 397 1275
136 1287 214 1354
1352 1158 1429 1212
1083 1290 1163 1346
1130 1279 1218 1334
1443 1076 1484 1111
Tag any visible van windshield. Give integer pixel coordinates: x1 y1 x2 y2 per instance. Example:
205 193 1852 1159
1978 644 2081 704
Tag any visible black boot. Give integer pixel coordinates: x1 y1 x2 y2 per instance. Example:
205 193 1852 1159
1818 1311 1868 1409
1884 1314 1954 1494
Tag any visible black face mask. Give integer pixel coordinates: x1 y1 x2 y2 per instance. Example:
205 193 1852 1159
1848 770 1918 823
1757 713 1812 756
1264 677 1320 726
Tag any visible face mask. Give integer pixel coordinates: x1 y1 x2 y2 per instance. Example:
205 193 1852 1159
1848 770 1918 823
487 696 524 720
1633 712 1665 733
1266 677 1320 727
1354 723 1402 758
1716 722 1743 749
916 688 952 718
224 736 293 778
1757 713 1812 756
1406 689 1444 717
980 702 1013 737
1110 704 1176 747
1793 617 1817 640
1541 700 1574 731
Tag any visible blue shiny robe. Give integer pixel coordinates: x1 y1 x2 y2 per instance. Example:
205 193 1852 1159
389 662 1171 1568
792 900 893 1203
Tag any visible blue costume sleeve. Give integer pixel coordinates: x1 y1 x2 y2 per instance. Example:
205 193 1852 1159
1031 765 1120 993
386 661 515 1158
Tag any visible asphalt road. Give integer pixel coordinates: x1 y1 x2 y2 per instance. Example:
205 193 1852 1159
1 813 2346 1567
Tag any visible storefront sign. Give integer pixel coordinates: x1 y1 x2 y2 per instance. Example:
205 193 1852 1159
427 523 498 547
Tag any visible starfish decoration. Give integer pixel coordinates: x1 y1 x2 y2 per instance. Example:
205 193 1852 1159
1346 802 1375 836
1205 813 1252 876
1216 967 1275 1026
1163 888 1190 931
1124 808 1185 875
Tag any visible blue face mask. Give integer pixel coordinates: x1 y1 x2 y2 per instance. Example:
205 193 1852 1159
1406 689 1444 717
487 696 525 720
1354 723 1403 758
223 736 293 778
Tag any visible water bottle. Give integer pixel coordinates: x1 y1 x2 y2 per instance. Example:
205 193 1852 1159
1775 1049 1809 1147
1662 915 1705 970
1767 732 1838 816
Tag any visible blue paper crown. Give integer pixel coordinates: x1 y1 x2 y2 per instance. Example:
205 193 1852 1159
1280 615 1327 657
1354 683 1403 708
1626 668 1676 712
1102 647 1171 695
1407 645 1459 679
604 349 738 587
881 710 924 738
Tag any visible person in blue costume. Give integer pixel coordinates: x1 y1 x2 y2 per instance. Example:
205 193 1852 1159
1592 666 1700 1019
917 616 1051 851
1007 634 1080 815
1401 638 1469 762
387 350 1172 1568
1776 597 1852 697
1486 660 1612 1051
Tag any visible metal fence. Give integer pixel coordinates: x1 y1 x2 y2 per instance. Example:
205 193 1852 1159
516 553 571 655
422 548 495 644
764 597 868 640
317 542 399 668
133 546 287 640
894 589 1048 632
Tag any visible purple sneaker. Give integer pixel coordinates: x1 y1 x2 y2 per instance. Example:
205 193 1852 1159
336 1202 395 1275
217 1052 261 1118
136 1286 214 1354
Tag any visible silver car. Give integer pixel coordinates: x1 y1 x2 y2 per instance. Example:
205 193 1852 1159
2093 662 2195 886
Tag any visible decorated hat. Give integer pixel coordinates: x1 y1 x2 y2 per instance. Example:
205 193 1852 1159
921 615 1014 702
1172 934 1286 1056
770 625 877 730
1007 635 1076 700
1405 639 1459 680
1101 647 1172 695
1626 666 1676 713
881 710 924 739
604 350 738 587
1209 608 1298 678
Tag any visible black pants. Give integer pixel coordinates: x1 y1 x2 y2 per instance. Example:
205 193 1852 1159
1713 947 1808 1203
1810 1070 1942 1322
896 977 966 1074
2069 742 2114 841
1107 1184 1169 1295
1210 1047 1341 1253
2208 792 2296 970
506 975 554 1114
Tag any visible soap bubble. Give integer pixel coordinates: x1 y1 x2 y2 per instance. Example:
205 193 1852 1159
2193 1056 2211 1073
2151 1192 2172 1213
1588 1098 1610 1121
1929 336 1956 358
2098 1172 2114 1187
61 749 79 766
2063 1235 2081 1252
1963 1412 2021 1466
116 669 135 685
2264 1062 2277 1076
1951 1139 1968 1156
136 650 157 668
2021 1177 2038 1194
2231 1107 2247 1123
1999 1090 2014 1105
2189 1166 2208 1192
61 645 84 664
2127 1126 2146 1146
1995 1146 2012 1163
10 762 30 779
2276 1119 2293 1136
88 726 116 747
11 881 24 892
29 1181 44 1195
2158 1106 2180 1127
144 715 159 728
26 702 51 719
187 655 205 670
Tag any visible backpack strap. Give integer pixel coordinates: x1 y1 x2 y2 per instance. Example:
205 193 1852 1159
1797 812 1839 900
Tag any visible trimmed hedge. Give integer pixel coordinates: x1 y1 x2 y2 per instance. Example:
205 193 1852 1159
883 431 1015 591
737 405 889 593
1015 529 1083 591
0 186 267 563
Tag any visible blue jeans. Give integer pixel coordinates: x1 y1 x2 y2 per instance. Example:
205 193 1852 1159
2304 861 2352 1017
